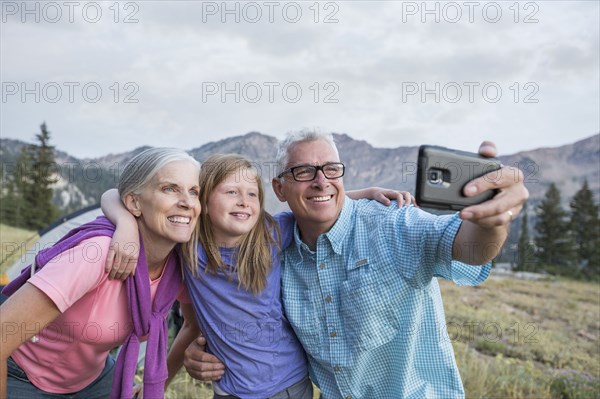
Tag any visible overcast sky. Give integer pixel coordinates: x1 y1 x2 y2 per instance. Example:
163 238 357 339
1 0 598 158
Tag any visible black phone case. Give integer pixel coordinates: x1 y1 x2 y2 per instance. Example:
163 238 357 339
416 145 502 210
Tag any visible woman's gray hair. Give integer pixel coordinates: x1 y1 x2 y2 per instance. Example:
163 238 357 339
117 147 200 201
275 129 339 177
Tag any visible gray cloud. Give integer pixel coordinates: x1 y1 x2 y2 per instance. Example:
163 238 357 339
1 0 598 157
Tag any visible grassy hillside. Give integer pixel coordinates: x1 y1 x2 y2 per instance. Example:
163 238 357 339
0 224 38 280
2 225 598 398
165 276 599 398
441 277 599 398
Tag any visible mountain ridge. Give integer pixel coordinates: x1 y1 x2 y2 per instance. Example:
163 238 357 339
1 132 598 214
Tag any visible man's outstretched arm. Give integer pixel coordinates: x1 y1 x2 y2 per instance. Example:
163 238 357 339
453 141 529 265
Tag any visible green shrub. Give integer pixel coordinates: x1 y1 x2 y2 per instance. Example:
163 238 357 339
550 370 600 399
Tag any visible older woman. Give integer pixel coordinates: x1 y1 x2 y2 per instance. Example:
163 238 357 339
0 148 202 399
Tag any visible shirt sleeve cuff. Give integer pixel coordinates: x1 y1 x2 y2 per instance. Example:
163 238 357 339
27 277 69 313
436 213 492 286
438 213 463 265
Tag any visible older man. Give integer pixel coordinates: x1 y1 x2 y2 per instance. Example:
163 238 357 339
185 131 528 399
268 131 527 399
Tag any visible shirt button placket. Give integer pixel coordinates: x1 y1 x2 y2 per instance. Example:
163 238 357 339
332 365 351 399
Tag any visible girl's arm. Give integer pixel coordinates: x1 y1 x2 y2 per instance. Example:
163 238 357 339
0 284 61 397
165 303 202 388
346 187 417 207
101 189 140 280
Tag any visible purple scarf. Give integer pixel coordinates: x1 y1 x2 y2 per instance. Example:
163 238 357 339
3 216 181 399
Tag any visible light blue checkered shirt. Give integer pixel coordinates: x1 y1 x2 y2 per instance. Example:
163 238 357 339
281 198 491 399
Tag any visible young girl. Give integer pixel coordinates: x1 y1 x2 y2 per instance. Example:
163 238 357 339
102 154 414 398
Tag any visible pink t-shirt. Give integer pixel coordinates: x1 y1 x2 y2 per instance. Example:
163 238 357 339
11 236 189 394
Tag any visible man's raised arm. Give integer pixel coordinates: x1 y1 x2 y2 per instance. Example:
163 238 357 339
453 141 529 265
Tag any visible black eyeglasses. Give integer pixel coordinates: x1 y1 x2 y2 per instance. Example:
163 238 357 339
278 162 345 182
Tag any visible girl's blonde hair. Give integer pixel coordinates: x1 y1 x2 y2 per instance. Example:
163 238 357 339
183 154 278 294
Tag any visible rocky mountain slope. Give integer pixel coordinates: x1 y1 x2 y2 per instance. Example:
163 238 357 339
2 132 598 215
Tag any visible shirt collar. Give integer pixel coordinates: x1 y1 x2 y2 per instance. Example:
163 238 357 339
197 243 235 266
292 196 355 256
293 222 313 256
324 196 354 255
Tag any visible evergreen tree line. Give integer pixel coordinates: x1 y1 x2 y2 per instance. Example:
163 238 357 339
1 123 58 230
516 181 600 279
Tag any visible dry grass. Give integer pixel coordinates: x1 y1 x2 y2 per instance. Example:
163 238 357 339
166 276 599 398
441 276 600 398
165 369 322 398
0 223 38 279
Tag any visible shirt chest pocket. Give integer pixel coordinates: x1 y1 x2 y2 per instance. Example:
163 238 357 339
340 264 403 353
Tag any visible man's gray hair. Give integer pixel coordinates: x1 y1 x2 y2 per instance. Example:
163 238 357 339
117 147 200 201
275 130 340 177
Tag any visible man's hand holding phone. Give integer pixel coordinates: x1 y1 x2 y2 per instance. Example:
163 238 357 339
416 140 529 265
416 140 528 226
460 141 529 228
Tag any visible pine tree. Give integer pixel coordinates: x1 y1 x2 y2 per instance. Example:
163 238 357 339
516 207 536 271
0 160 24 227
570 180 600 277
30 122 59 228
17 144 38 229
8 123 58 229
0 146 36 228
535 183 577 273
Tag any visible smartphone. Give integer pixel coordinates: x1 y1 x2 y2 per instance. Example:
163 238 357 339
416 145 502 210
